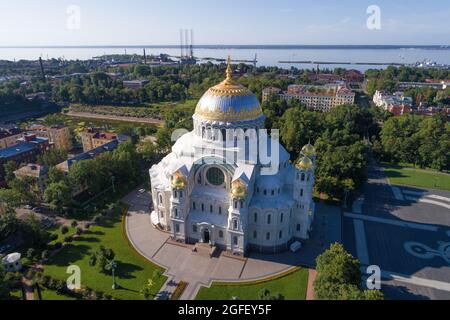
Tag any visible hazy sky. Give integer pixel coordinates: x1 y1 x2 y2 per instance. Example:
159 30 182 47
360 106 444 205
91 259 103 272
1 0 449 46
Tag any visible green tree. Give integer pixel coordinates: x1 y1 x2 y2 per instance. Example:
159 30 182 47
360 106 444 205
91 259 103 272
3 161 18 184
44 180 72 211
313 243 383 300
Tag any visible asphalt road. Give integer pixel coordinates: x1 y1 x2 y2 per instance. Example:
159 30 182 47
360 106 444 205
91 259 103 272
344 163 450 300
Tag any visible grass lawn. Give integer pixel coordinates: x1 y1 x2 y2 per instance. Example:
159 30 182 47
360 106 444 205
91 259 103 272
195 268 308 300
36 287 78 300
43 208 166 300
383 165 450 191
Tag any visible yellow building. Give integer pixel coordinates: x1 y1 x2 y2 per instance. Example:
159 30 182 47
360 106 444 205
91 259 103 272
80 128 119 152
0 128 24 149
27 125 72 151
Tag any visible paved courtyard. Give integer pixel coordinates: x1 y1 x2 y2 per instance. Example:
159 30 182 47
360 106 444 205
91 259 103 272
122 189 341 300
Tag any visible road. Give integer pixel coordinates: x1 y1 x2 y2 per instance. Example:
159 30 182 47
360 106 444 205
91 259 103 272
344 163 450 299
66 111 164 125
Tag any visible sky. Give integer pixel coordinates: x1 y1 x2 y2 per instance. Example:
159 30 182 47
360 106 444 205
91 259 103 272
0 0 449 46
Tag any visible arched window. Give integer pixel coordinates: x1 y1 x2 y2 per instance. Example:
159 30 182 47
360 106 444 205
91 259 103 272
201 203 204 212
159 194 163 205
174 190 177 198
267 214 271 225
174 208 178 217
210 205 213 213
280 213 284 223
240 201 243 209
301 173 305 181
233 236 238 245
254 212 258 223
219 207 222 215
219 230 224 238
233 219 238 230
253 230 257 239
300 189 304 197
193 201 196 210
279 230 283 239
266 232 270 240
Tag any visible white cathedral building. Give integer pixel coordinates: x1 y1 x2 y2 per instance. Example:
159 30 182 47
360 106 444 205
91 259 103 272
150 59 316 255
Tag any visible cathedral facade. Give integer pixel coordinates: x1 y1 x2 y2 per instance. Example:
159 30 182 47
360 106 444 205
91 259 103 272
149 59 316 255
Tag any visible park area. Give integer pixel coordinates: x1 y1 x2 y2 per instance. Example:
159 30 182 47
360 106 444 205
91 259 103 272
195 268 308 300
383 165 450 191
42 207 166 300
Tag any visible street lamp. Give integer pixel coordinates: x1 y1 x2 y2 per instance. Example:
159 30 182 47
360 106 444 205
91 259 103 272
108 260 119 289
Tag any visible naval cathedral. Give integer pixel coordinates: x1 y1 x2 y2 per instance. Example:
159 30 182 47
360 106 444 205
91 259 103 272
150 58 316 255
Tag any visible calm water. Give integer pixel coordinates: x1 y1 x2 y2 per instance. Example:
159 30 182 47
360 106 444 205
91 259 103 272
1 47 450 72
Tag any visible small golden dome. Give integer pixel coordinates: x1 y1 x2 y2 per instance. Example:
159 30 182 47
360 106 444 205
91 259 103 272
301 143 316 157
231 180 248 200
296 157 313 170
171 171 187 190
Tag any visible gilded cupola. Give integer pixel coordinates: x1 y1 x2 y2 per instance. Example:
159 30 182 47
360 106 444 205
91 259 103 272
231 179 248 200
301 143 316 157
194 56 264 122
295 156 314 170
171 171 187 190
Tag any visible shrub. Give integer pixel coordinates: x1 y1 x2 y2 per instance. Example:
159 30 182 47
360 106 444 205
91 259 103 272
41 250 49 260
55 279 66 293
76 227 83 236
21 257 32 268
49 233 58 241
88 254 97 266
26 248 36 260
40 275 51 287
71 221 78 228
64 236 73 243
60 225 69 234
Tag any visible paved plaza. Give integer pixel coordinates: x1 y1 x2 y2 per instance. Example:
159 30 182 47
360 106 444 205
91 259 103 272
122 189 341 300
344 164 450 300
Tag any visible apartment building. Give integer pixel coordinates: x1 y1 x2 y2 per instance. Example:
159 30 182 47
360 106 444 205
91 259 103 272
27 124 72 151
0 128 24 149
263 84 355 112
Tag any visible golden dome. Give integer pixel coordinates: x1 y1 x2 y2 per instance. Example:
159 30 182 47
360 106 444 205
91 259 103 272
296 157 313 170
231 180 248 200
171 171 187 190
301 143 316 157
194 56 263 122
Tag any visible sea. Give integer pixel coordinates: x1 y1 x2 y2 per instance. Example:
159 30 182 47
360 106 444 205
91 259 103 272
1 46 450 72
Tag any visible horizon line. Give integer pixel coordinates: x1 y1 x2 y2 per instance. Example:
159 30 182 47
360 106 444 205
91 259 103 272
1 44 449 50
